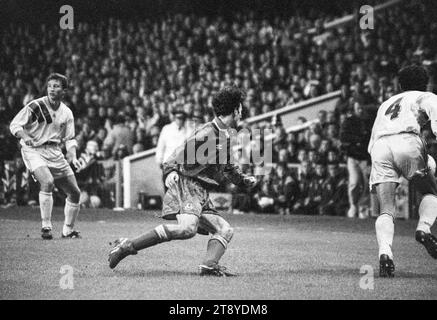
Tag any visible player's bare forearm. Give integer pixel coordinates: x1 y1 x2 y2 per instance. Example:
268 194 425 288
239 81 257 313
66 146 77 163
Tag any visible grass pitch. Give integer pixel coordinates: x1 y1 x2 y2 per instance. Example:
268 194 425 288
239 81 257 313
0 206 436 300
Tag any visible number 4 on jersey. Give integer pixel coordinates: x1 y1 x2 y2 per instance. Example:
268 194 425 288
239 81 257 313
385 97 402 120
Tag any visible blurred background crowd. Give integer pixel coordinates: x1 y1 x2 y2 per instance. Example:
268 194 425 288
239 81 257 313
1 0 437 215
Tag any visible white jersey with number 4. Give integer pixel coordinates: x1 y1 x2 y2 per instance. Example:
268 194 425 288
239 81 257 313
368 91 437 153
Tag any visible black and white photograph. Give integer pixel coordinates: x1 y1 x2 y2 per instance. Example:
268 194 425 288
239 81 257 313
0 0 436 303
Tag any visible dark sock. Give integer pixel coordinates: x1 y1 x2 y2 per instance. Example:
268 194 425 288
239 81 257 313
131 230 162 251
203 239 226 266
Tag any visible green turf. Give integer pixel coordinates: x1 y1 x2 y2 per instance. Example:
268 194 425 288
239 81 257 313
0 206 436 300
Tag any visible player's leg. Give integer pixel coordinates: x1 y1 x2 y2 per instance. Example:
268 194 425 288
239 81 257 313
132 213 199 250
130 178 202 249
198 213 235 276
108 214 199 269
410 172 437 259
21 146 54 238
199 214 234 266
33 166 55 238
358 160 370 218
370 136 399 277
55 174 81 238
375 182 397 257
347 157 360 218
370 191 380 218
108 177 202 269
375 182 397 277
396 135 437 258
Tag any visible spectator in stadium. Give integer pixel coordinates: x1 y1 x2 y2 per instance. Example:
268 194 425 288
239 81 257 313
319 161 348 216
254 181 275 214
187 110 204 132
155 108 193 186
155 108 191 166
339 100 372 219
103 114 134 157
303 161 327 215
335 86 351 118
2 0 437 213
317 110 328 131
292 160 312 215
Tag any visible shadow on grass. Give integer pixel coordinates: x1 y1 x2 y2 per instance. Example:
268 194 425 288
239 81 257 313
104 269 199 277
284 267 437 280
393 271 437 280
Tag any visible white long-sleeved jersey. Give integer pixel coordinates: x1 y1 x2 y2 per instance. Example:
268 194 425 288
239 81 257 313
368 91 437 153
10 96 77 149
155 122 193 164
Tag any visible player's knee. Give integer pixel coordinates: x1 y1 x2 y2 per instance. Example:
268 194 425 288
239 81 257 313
376 212 395 225
68 186 81 203
179 223 198 239
218 223 234 243
40 178 55 192
222 225 234 242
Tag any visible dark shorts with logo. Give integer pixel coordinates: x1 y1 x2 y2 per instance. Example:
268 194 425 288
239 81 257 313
161 175 220 221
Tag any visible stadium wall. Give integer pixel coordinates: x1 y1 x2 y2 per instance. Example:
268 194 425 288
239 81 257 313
122 91 341 209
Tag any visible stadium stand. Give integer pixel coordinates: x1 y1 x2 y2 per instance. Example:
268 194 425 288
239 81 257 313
1 0 436 216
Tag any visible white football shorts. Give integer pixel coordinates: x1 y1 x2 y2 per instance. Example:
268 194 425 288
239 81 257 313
369 133 428 191
21 144 74 179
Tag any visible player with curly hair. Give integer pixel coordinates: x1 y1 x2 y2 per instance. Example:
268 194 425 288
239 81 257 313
369 65 437 277
108 86 258 276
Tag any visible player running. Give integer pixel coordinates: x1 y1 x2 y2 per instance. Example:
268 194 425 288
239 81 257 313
10 73 82 240
108 86 258 276
368 65 437 277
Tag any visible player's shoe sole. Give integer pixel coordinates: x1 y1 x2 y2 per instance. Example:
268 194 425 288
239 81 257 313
379 254 395 278
415 230 437 259
41 228 53 240
199 264 236 277
61 231 81 239
108 238 137 269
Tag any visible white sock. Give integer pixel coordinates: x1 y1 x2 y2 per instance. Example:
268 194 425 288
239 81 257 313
375 213 395 259
63 199 80 235
416 195 437 234
39 191 53 230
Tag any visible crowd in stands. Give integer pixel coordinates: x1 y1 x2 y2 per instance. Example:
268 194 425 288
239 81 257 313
1 0 437 214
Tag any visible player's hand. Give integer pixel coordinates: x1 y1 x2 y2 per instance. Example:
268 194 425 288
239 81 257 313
72 157 81 171
165 171 179 189
23 136 34 147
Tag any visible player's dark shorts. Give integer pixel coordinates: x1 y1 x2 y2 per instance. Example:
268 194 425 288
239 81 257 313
161 175 220 220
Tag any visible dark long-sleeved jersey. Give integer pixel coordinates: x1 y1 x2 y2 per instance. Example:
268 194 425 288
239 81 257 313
163 117 252 189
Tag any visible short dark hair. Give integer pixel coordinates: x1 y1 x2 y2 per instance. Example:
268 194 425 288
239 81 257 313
46 73 68 89
212 86 245 117
398 65 429 91
114 113 126 125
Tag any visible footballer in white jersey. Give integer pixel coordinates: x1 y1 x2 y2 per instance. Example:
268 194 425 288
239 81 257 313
368 65 437 278
9 73 82 240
